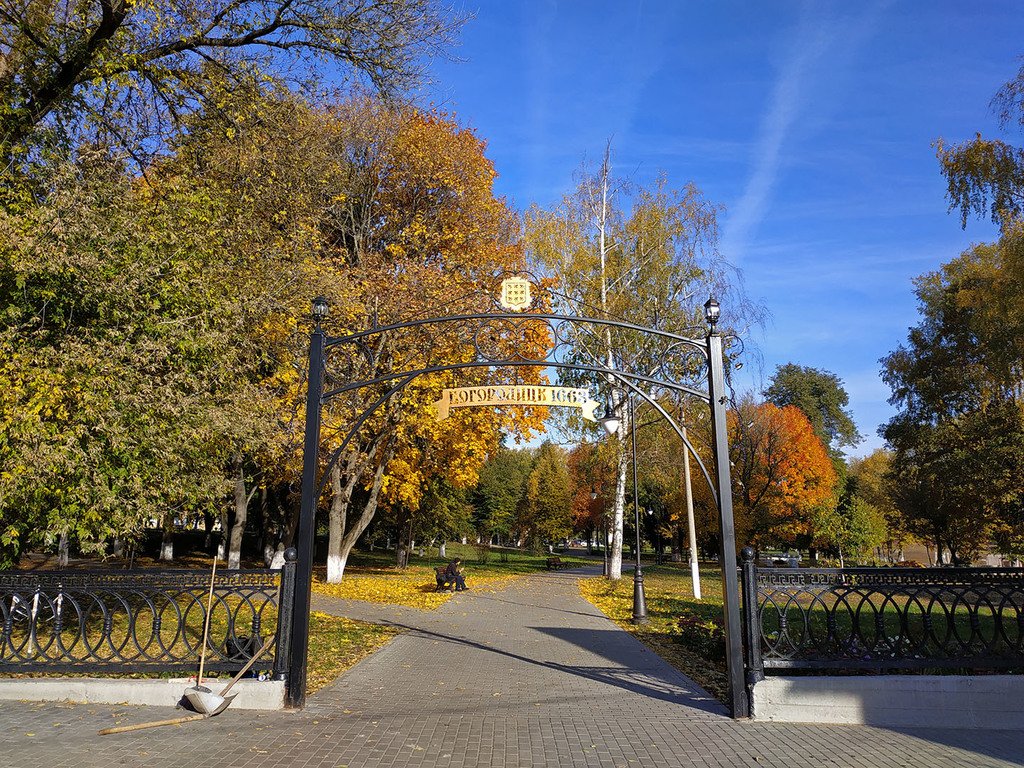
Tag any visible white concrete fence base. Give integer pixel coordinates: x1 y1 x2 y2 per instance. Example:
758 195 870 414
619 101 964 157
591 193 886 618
752 675 1024 730
0 677 286 710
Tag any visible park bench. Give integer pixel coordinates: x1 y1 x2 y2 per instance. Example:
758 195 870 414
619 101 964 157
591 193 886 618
435 566 456 591
546 556 569 570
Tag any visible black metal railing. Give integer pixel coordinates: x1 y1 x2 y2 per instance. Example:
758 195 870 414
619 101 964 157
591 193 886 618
0 551 297 678
740 547 1024 678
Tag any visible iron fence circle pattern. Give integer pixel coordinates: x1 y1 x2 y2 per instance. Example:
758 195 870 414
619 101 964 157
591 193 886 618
0 569 284 674
755 567 1024 670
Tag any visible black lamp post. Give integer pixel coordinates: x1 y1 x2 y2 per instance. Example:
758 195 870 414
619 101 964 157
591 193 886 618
599 389 647 624
288 296 329 709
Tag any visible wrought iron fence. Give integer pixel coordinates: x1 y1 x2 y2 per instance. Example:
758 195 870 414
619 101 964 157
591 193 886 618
0 553 296 677
740 548 1024 678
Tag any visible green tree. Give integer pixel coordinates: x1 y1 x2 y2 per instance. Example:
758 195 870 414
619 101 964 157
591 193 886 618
0 0 463 164
0 149 280 567
763 364 862 453
818 495 888 567
847 449 908 563
471 447 534 544
937 62 1024 228
522 442 572 548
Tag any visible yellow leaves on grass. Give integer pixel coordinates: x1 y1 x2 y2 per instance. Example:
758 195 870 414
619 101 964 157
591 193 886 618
578 577 634 624
313 571 452 609
312 569 521 609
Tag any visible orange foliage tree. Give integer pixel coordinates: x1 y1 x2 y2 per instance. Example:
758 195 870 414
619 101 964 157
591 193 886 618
309 100 548 580
728 399 838 550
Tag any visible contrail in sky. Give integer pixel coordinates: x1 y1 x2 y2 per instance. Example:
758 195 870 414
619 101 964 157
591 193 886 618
720 5 828 261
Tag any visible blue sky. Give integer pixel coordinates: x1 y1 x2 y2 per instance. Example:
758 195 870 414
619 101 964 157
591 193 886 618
420 1 1023 455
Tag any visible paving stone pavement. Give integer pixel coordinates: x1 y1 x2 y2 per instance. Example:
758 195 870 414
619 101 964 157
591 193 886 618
3 564 1022 768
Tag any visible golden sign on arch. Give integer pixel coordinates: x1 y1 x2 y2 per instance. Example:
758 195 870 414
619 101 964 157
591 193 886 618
432 385 599 422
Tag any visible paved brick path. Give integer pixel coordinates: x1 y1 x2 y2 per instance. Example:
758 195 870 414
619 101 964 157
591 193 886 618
3 565 1022 767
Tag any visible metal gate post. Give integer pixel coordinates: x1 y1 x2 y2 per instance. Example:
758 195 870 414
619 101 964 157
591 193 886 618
273 548 298 682
287 302 327 709
740 546 765 705
706 325 749 718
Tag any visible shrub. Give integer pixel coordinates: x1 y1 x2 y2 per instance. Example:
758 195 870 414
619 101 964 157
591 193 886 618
670 611 726 662
474 542 491 564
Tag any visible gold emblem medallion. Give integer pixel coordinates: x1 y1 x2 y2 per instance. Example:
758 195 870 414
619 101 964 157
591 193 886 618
499 277 532 311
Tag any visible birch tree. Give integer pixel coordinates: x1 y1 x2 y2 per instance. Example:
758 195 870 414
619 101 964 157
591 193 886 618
525 144 754 578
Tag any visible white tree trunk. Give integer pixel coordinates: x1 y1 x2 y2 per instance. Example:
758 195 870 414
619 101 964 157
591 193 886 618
228 454 247 570
439 541 446 558
594 145 626 581
326 463 347 582
328 438 395 582
609 444 627 579
160 513 175 561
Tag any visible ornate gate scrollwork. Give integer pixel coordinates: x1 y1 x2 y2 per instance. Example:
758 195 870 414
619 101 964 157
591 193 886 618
286 277 746 717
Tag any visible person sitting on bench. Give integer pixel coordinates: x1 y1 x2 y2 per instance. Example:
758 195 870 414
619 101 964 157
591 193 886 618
444 558 468 591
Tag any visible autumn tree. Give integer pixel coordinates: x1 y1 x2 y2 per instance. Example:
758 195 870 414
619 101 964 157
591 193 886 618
0 0 463 166
937 62 1024 228
525 144 758 578
875 61 1024 566
881 228 1024 565
728 399 837 550
307 100 545 581
0 147 283 567
521 442 573 548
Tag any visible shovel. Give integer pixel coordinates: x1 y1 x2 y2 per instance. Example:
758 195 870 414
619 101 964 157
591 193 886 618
98 635 277 735
183 634 275 715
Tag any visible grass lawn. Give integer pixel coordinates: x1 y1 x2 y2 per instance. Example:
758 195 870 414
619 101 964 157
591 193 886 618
312 542 591 609
578 561 730 702
305 611 401 693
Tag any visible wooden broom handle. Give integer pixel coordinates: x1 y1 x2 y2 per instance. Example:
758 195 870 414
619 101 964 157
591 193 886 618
197 556 217 685
99 714 206 735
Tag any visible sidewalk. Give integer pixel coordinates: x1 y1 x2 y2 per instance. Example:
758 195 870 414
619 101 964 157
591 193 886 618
2 564 1021 767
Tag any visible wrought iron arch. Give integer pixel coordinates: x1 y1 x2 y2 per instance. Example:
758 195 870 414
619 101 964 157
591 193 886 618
286 295 746 718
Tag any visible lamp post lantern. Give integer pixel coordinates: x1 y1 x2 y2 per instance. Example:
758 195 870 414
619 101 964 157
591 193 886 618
628 394 647 624
599 390 647 624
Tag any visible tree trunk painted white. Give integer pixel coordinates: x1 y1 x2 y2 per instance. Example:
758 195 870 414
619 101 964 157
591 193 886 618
682 426 702 599
438 541 446 558
217 508 228 561
330 438 396 582
228 454 248 570
160 512 175 561
592 145 626 581
608 414 629 579
57 532 69 568
269 543 285 570
326 463 347 583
